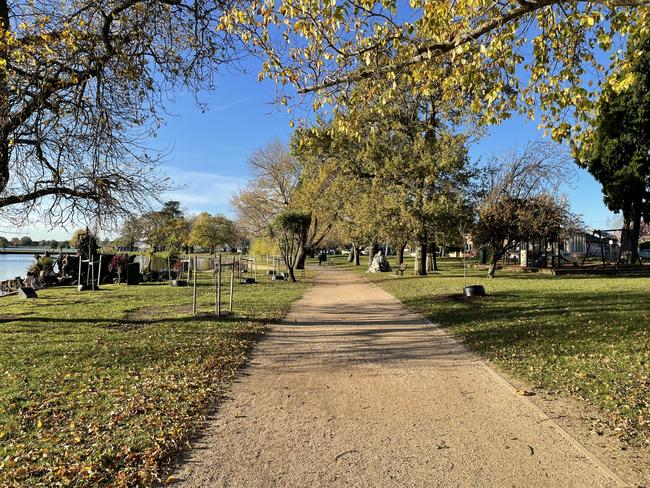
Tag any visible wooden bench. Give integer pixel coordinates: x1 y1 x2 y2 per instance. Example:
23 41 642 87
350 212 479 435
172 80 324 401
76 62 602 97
396 263 407 276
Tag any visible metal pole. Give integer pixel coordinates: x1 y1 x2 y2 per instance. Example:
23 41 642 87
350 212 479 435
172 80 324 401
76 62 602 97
97 254 102 288
214 254 218 315
90 259 95 291
217 254 222 318
77 255 82 289
229 257 234 312
88 233 93 289
192 255 197 315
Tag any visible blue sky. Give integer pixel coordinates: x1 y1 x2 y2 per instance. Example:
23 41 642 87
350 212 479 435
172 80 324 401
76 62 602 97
5 59 616 241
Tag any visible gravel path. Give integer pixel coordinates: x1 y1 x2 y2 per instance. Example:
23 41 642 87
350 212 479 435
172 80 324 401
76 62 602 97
173 270 628 487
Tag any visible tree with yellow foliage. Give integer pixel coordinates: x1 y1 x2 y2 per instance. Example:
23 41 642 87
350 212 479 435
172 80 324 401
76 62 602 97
223 0 648 145
189 212 239 254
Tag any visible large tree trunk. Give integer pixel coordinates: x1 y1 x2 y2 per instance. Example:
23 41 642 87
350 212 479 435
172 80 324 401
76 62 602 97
0 141 8 196
397 244 406 265
295 214 312 270
487 245 503 278
487 254 498 278
416 239 427 276
426 241 438 272
432 240 438 271
619 202 643 264
347 246 354 262
287 266 296 282
426 249 434 272
370 242 379 257
353 244 360 266
296 247 307 269
0 0 9 195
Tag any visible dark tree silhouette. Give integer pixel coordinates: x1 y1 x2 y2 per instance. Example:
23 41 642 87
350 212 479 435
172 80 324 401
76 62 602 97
581 35 650 264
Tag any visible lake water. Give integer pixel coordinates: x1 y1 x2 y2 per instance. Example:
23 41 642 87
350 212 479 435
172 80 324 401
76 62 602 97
0 254 36 281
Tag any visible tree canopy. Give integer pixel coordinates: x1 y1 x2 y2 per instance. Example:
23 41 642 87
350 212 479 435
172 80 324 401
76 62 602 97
233 139 337 268
189 212 239 253
581 32 650 263
268 210 311 282
474 142 578 277
232 140 302 237
295 87 472 275
0 0 238 227
223 0 648 142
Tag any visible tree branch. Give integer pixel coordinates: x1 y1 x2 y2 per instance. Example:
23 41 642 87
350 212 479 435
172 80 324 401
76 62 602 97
0 186 98 207
297 0 647 94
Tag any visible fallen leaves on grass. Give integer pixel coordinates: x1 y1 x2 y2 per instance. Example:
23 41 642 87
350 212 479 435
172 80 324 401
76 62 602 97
0 275 311 487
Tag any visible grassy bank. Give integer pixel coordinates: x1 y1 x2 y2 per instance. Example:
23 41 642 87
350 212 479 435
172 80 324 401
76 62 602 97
323 256 649 447
0 271 310 486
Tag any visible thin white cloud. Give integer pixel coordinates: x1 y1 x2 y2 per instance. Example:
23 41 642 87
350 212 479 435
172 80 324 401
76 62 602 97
213 97 252 112
162 167 248 217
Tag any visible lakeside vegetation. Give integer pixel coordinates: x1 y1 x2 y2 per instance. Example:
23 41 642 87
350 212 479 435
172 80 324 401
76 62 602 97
0 271 310 487
320 256 649 447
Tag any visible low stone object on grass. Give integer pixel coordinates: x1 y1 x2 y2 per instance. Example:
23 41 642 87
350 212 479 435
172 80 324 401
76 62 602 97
368 250 392 273
126 263 140 285
18 287 37 299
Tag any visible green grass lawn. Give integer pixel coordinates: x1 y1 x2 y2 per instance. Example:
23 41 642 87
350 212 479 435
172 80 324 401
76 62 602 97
321 255 649 447
0 271 310 487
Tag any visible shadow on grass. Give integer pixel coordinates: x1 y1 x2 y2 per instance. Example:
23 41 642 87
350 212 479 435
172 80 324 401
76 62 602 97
0 313 282 333
397 288 648 356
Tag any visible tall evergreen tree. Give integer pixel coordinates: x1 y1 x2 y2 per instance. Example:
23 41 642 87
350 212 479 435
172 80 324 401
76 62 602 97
582 36 650 264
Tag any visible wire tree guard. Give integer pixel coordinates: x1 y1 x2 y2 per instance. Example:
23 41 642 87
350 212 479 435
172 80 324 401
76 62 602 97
189 254 242 317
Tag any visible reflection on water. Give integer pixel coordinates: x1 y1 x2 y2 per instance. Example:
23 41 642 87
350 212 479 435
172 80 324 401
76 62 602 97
0 254 35 281
0 251 66 281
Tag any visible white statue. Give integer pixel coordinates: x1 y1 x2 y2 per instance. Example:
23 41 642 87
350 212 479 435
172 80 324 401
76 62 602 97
367 250 392 273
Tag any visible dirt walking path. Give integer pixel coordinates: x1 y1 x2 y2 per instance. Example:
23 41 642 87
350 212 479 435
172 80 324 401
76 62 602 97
173 270 628 487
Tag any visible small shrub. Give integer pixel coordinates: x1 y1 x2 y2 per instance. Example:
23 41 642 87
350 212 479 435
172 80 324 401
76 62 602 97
38 256 55 272
110 254 130 284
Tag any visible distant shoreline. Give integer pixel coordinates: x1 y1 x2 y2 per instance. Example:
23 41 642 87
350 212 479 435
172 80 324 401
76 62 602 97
0 247 76 255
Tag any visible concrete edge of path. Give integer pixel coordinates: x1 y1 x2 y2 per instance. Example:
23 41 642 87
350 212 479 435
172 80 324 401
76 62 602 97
360 274 631 488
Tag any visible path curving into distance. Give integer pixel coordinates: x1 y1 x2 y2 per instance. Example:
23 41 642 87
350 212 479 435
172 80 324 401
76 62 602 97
173 270 627 487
